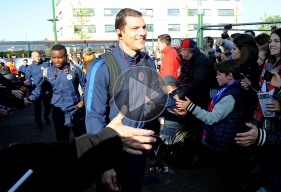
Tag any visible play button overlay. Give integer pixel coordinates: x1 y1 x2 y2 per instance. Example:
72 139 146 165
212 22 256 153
113 66 168 122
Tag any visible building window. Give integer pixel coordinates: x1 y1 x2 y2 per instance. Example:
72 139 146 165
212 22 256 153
104 9 120 16
167 9 180 16
168 24 180 31
218 9 234 16
105 25 115 33
188 9 211 16
74 25 96 33
73 8 95 17
140 9 153 16
146 24 154 32
88 25 96 33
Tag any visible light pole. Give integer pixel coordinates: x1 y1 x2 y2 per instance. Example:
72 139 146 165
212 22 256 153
51 0 58 44
151 15 154 53
197 0 203 48
47 18 59 43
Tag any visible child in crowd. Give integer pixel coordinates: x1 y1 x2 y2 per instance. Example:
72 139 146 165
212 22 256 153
176 60 249 192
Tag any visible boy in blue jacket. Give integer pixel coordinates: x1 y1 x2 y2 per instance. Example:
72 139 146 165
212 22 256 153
176 60 249 192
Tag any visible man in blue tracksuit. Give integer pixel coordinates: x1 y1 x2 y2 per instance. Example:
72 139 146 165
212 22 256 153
84 8 175 192
25 52 51 131
28 45 87 142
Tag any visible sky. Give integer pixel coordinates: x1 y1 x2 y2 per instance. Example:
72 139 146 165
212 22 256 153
0 0 281 41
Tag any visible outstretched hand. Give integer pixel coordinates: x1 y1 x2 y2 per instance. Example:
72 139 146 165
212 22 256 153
107 105 156 155
235 123 258 146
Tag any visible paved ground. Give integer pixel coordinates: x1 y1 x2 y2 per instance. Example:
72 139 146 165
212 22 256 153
1 104 251 192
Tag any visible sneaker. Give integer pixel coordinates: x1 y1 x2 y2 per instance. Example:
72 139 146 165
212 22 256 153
45 117 50 125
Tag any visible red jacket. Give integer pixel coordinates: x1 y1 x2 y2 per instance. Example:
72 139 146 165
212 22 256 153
160 45 181 79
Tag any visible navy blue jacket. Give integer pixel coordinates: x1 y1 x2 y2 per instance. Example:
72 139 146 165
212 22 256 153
85 44 175 134
28 63 87 113
205 82 248 153
18 65 29 75
25 61 50 99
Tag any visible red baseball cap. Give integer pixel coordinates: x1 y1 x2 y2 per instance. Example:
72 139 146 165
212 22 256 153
176 38 197 49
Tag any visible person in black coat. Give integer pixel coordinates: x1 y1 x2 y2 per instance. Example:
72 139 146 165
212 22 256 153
0 108 156 192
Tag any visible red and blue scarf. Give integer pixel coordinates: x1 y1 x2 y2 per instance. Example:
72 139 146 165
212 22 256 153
202 80 239 145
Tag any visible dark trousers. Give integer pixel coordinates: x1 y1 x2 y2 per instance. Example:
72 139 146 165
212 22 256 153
266 148 281 192
34 94 51 125
97 150 147 192
52 107 86 142
215 150 248 192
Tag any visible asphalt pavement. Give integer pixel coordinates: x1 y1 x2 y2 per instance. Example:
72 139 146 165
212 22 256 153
0 104 224 192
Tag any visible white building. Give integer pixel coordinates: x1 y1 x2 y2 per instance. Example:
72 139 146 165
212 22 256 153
55 0 242 50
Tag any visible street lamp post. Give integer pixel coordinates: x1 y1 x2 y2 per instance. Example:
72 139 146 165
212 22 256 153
52 0 58 44
197 0 203 48
47 18 59 44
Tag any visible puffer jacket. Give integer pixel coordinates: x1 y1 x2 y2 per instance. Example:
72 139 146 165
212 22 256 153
205 82 249 154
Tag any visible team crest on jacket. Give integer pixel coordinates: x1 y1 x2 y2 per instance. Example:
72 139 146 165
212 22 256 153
138 72 144 81
67 74 72 80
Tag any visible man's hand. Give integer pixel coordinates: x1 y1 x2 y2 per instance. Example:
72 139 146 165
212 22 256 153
107 106 156 155
101 169 119 191
176 96 190 110
19 85 26 92
0 109 8 116
76 100 84 109
23 81 31 86
23 98 32 107
11 90 24 98
235 123 258 146
215 38 225 46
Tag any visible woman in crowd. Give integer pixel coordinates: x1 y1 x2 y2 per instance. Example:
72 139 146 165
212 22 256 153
260 28 281 192
255 33 270 48
257 43 269 73
231 34 260 117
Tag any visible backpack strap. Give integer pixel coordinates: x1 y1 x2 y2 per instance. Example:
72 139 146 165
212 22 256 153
69 63 78 80
43 67 48 81
99 52 121 98
143 58 152 97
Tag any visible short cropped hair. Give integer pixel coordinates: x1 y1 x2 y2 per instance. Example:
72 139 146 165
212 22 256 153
83 47 95 55
216 60 240 80
204 36 214 47
51 44 67 56
115 8 142 31
158 34 171 46
23 59 28 62
245 30 255 37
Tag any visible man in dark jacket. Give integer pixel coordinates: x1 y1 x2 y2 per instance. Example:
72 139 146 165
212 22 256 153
174 38 212 151
0 110 156 192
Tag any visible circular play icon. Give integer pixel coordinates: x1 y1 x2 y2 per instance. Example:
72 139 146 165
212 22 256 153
112 66 168 122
